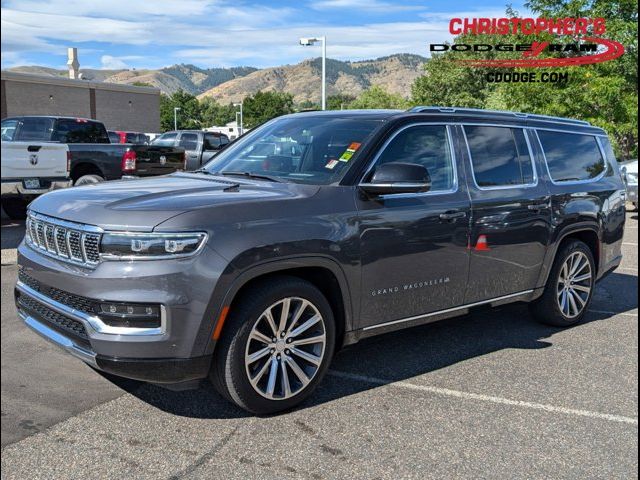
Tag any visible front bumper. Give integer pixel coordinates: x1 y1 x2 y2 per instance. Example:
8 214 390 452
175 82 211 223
1 178 72 196
16 240 229 382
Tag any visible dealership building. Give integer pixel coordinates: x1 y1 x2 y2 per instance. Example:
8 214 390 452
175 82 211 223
1 70 161 133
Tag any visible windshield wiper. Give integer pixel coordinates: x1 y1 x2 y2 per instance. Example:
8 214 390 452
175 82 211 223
218 171 283 182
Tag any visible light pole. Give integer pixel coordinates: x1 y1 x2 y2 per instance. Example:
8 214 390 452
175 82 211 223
299 36 326 110
233 102 244 136
173 107 181 130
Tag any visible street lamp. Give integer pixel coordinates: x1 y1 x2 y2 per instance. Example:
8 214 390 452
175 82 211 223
233 102 243 136
299 36 326 110
173 107 181 131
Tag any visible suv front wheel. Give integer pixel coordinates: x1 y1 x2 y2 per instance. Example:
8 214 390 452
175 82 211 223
210 276 336 414
530 239 596 327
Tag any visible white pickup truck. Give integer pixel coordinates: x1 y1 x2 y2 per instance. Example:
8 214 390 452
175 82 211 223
1 140 71 219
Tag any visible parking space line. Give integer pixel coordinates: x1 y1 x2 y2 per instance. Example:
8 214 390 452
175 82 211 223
328 370 638 425
622 243 638 247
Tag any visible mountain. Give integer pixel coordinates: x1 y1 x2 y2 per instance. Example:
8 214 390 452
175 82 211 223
6 54 427 103
198 54 427 104
6 64 258 95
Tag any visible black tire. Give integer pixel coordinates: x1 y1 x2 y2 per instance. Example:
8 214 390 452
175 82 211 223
74 174 104 186
530 240 596 327
1 197 28 220
210 276 336 414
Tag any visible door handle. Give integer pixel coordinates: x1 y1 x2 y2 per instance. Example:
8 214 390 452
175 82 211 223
439 211 467 221
528 203 548 211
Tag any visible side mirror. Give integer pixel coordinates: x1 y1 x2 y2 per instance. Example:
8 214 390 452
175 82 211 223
359 162 431 196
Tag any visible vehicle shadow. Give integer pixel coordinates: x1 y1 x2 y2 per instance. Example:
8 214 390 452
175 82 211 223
107 272 637 420
1 219 25 250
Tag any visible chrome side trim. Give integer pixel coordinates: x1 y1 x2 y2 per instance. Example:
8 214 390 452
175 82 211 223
19 311 98 367
16 281 167 336
462 125 539 191
363 290 534 331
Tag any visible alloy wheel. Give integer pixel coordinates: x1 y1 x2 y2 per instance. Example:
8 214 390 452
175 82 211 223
244 297 326 400
557 251 593 319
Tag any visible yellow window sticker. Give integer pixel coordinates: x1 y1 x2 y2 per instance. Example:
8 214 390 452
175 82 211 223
339 142 362 162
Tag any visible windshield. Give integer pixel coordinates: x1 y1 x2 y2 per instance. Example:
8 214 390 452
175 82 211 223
203 116 383 184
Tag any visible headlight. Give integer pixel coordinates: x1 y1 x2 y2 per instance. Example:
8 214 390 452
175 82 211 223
100 232 208 260
627 172 638 184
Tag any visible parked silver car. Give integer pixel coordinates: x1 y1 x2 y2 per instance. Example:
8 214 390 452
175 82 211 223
621 160 638 210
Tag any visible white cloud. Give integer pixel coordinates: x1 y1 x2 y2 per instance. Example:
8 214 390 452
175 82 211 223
100 55 129 69
312 0 423 12
0 2 522 69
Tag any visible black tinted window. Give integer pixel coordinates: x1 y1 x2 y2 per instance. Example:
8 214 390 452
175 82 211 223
374 125 455 191
537 131 605 182
153 132 178 146
108 131 120 143
204 133 221 150
1 119 18 141
179 133 199 150
465 126 534 187
53 119 109 143
16 117 54 141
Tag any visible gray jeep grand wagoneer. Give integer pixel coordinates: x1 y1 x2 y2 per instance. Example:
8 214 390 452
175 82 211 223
16 107 626 414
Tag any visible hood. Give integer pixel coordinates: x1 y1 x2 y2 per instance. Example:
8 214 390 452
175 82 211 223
29 173 319 231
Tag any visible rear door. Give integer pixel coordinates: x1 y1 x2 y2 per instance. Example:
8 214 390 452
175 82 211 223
178 132 201 170
459 124 552 303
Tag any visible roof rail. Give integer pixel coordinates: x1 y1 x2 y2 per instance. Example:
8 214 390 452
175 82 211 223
407 106 591 126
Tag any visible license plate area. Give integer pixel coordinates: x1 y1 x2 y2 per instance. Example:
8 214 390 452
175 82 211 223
23 178 41 189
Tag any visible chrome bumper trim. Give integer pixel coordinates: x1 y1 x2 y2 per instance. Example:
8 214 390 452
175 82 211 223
16 280 166 336
1 179 72 195
19 310 97 367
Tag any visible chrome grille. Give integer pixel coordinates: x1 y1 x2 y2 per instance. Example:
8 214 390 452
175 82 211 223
26 213 102 268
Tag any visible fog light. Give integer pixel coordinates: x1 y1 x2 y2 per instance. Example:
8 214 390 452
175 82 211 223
98 302 161 328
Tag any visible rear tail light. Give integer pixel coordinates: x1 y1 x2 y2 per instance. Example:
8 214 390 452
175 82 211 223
66 151 71 174
121 150 137 173
183 151 187 170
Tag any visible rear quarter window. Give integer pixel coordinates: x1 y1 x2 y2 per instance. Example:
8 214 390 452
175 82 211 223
537 131 606 182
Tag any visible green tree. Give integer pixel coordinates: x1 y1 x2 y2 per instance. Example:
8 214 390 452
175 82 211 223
327 94 356 110
200 98 236 127
350 85 409 109
410 1 638 158
159 90 202 131
242 91 295 127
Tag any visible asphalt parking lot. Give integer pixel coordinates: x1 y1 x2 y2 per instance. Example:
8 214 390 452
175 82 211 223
1 210 637 479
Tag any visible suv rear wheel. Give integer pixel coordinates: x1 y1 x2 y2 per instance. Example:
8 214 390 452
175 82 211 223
530 239 595 327
210 276 335 414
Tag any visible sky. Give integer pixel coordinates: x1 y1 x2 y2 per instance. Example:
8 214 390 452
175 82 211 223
1 0 526 71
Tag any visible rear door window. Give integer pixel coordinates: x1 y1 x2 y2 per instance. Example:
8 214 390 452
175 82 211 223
536 130 606 182
53 119 109 143
464 126 535 188
15 117 55 141
179 133 199 151
203 133 221 150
